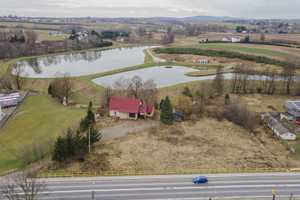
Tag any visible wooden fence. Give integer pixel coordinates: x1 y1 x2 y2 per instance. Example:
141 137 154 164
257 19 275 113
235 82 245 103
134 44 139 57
37 168 292 178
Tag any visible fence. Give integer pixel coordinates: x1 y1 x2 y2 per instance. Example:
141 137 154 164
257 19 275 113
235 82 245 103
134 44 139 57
37 168 290 178
0 90 31 131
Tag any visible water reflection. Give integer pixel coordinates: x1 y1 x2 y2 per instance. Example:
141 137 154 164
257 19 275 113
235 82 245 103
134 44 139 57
92 66 300 88
19 46 156 78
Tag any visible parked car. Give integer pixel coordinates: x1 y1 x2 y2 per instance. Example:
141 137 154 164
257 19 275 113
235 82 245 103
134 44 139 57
193 176 208 184
296 121 300 125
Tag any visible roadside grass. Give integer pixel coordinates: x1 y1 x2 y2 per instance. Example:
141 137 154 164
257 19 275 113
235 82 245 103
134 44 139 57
188 44 291 58
0 94 86 175
69 91 96 105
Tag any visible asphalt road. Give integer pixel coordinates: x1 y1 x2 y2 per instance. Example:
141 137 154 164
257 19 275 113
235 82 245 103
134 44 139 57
36 173 300 200
1 173 300 200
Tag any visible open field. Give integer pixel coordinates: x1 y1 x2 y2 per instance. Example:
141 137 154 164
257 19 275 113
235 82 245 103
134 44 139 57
188 44 295 60
99 118 300 171
0 94 86 175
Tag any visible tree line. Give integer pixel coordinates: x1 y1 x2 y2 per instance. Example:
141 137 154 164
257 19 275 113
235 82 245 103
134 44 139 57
153 47 287 66
0 29 113 59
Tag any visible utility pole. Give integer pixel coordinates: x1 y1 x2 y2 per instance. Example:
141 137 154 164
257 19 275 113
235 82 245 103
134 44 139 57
88 120 92 154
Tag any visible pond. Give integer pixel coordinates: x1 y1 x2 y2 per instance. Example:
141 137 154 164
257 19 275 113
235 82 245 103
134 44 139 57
92 66 300 88
18 46 156 78
92 66 221 88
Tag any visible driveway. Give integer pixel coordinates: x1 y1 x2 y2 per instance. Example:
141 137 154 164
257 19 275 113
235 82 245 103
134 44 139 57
101 119 157 142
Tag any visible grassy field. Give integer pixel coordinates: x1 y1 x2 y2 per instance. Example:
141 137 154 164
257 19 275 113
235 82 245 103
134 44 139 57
0 94 86 175
188 44 292 58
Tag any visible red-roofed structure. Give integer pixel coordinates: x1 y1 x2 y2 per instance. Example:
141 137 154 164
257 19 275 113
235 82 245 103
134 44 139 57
108 97 154 119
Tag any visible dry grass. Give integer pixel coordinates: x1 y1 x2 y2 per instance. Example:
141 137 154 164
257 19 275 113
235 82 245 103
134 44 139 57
231 93 300 113
105 118 300 171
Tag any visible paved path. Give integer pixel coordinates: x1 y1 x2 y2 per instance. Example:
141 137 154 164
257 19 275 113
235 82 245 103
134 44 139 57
146 48 165 62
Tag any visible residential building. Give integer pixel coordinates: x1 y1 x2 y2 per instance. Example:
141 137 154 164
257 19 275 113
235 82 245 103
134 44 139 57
51 31 63 37
232 37 241 43
108 97 154 120
285 101 300 118
198 59 209 64
222 37 231 42
261 113 297 140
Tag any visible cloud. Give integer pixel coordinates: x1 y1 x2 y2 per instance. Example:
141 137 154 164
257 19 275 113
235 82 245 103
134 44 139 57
1 0 300 18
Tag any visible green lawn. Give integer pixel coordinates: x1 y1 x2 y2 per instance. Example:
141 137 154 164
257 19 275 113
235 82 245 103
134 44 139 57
0 94 86 175
189 44 291 58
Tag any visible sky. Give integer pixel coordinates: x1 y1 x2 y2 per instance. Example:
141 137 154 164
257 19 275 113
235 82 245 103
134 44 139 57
1 0 300 19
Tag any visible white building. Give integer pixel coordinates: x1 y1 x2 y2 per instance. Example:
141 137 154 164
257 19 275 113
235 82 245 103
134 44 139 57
261 113 297 140
51 31 63 37
198 59 209 64
285 101 300 118
222 37 231 42
232 37 241 43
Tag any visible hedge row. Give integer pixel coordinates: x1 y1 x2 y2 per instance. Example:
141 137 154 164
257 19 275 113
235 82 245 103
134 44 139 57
154 47 287 67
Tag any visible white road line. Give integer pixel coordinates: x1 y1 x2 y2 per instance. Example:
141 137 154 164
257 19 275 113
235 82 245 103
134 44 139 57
43 184 300 193
45 179 300 189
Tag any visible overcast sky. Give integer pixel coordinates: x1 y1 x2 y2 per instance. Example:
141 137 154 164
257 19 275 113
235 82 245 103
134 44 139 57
1 0 300 19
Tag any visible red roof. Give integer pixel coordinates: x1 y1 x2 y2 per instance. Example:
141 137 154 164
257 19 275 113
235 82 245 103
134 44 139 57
139 105 147 113
109 97 141 113
146 105 154 113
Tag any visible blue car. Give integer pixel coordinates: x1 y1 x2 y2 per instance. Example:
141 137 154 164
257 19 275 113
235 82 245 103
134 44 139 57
193 176 208 183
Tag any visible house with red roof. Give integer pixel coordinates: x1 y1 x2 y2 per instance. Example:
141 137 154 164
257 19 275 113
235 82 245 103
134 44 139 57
108 97 154 120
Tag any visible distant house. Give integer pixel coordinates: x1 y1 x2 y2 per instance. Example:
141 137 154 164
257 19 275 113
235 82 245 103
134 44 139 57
173 109 183 121
261 113 297 140
108 97 154 120
51 31 63 37
242 30 248 34
198 59 209 64
222 37 231 42
116 36 124 42
224 66 233 69
165 59 173 63
285 101 300 119
231 37 241 43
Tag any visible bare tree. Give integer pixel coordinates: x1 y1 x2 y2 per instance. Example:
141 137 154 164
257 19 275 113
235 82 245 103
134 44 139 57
128 75 143 99
11 62 28 89
101 86 114 108
51 72 73 104
0 172 47 200
25 30 38 54
281 56 298 95
212 66 224 93
46 137 55 155
17 145 32 166
0 72 13 89
113 76 130 98
140 79 157 105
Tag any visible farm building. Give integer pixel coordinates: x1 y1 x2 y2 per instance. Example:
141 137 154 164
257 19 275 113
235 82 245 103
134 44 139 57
222 37 231 42
232 37 241 43
108 97 154 120
280 112 294 121
198 59 209 64
261 113 297 140
285 101 300 119
51 31 63 36
173 109 183 121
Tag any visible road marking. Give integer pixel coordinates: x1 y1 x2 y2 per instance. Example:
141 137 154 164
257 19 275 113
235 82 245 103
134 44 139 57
43 184 300 194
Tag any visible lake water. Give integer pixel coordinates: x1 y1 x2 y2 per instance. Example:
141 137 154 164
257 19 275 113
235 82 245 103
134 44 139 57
92 66 300 88
92 66 225 88
19 46 156 78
